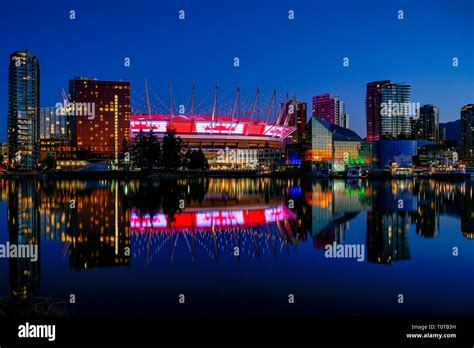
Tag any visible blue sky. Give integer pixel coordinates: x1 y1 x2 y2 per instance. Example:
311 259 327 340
1 0 473 140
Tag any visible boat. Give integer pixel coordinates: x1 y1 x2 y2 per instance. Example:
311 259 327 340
391 166 414 178
414 167 430 178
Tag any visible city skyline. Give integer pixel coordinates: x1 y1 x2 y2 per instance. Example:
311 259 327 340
1 0 473 142
1 1 473 345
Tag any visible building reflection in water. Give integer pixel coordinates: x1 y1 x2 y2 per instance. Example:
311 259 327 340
67 181 130 270
36 180 131 271
3 179 132 303
7 180 40 300
305 179 474 264
307 179 371 249
366 180 414 264
461 184 474 240
129 178 302 263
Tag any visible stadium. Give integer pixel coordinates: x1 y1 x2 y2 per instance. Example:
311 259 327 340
130 85 298 170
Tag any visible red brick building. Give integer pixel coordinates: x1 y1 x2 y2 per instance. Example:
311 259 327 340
69 77 130 161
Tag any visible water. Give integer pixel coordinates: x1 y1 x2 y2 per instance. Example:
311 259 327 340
0 178 472 318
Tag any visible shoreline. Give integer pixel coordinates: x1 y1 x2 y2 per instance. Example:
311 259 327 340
1 170 269 180
1 170 472 181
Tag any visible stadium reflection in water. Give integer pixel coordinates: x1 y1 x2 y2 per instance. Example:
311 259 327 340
0 178 472 316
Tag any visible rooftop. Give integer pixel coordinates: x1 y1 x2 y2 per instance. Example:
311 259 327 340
312 117 362 141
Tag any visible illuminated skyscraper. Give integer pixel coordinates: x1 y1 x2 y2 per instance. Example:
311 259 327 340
284 98 307 144
312 93 347 128
38 106 74 162
412 104 439 142
8 51 40 170
366 81 412 141
69 77 130 161
39 107 68 140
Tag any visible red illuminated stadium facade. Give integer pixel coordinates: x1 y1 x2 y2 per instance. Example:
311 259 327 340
130 114 295 139
130 85 297 170
131 204 296 233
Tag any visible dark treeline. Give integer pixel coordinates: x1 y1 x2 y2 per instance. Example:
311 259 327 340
131 128 209 171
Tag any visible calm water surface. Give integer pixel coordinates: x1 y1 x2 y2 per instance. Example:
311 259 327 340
0 178 472 317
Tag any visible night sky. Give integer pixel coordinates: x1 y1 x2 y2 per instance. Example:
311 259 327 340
1 0 473 141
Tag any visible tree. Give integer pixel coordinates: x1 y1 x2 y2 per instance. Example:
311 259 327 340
183 149 192 169
162 127 183 170
196 149 209 170
187 148 209 171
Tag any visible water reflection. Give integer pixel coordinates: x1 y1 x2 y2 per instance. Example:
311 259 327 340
7 180 40 300
0 177 472 306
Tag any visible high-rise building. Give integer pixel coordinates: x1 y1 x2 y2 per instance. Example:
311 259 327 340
366 81 412 141
460 104 474 160
69 77 130 162
8 51 40 170
412 104 439 142
312 93 347 128
366 81 389 141
343 113 350 129
39 107 74 162
39 107 68 140
1 143 7 164
439 126 447 144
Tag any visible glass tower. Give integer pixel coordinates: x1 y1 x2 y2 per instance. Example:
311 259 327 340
8 51 40 170
413 104 439 142
380 83 412 139
460 104 474 161
366 81 412 141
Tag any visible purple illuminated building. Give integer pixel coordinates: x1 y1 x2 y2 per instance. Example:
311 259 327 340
312 93 348 128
